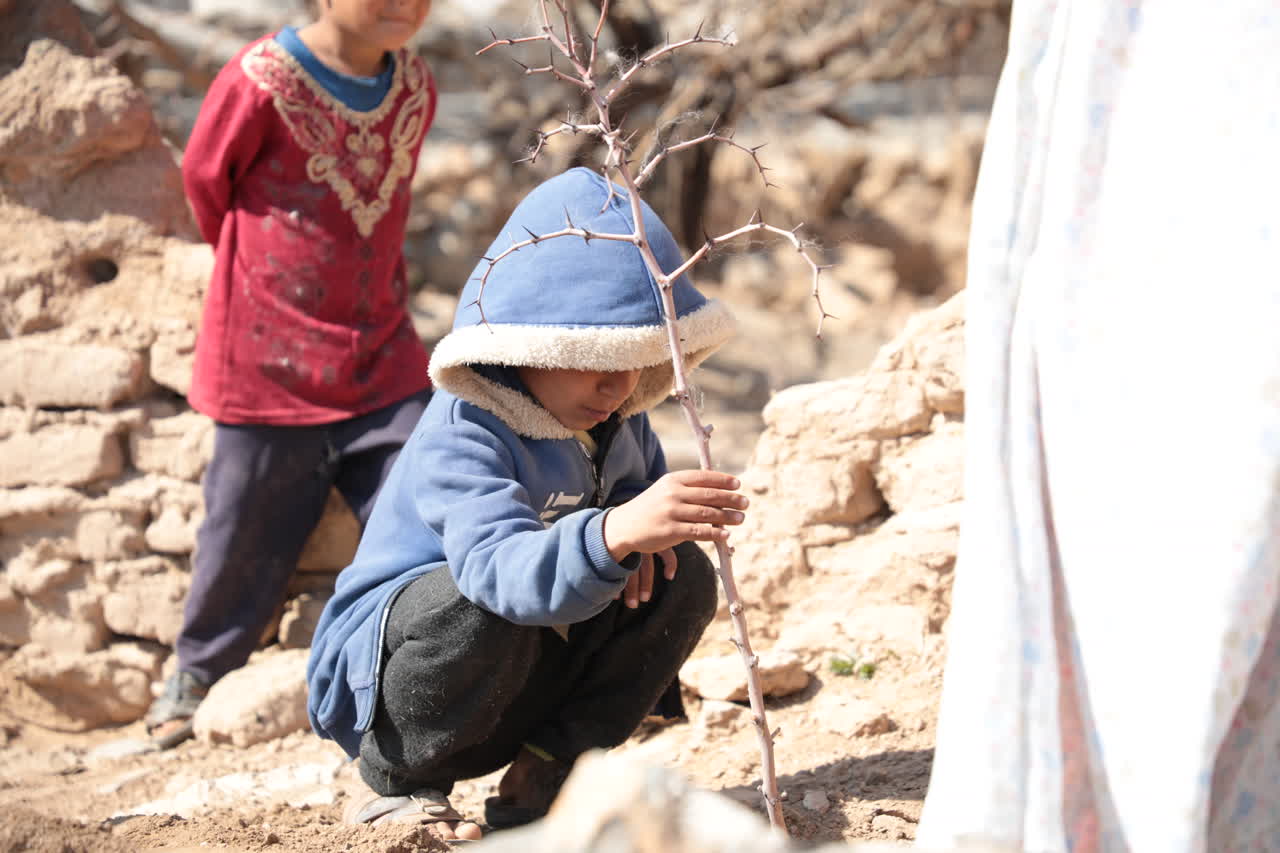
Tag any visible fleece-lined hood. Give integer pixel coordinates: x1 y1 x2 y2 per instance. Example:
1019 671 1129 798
428 167 736 439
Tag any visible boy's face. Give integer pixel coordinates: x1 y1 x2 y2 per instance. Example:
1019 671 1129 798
322 0 431 53
517 366 643 431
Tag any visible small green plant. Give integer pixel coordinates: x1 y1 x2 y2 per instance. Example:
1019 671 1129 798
829 652 877 679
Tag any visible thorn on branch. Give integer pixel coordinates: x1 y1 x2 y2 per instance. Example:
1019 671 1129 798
523 227 542 244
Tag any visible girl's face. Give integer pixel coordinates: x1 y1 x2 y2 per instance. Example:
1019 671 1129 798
516 366 644 431
319 0 432 53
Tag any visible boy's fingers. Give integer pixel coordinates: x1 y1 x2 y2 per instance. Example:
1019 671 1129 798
638 557 654 603
679 487 749 510
682 523 731 542
673 505 744 526
659 547 678 580
671 469 740 490
627 554 655 607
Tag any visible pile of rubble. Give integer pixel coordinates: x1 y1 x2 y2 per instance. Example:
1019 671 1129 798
0 0 976 750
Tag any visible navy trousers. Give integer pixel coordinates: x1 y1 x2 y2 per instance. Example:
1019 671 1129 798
176 390 430 685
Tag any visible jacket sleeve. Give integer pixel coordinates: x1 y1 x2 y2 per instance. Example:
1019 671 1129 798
182 57 272 246
413 418 632 626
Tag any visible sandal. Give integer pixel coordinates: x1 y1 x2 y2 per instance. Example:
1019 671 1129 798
483 746 572 829
144 671 208 749
345 787 481 842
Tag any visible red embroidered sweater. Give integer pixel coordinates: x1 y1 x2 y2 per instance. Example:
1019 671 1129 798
184 36 435 425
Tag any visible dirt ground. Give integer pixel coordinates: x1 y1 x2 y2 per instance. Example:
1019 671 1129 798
0 616 942 852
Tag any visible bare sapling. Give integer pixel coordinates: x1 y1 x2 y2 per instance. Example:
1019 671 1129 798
478 0 830 833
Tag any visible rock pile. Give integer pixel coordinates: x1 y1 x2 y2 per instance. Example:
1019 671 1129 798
0 2 359 735
0 0 973 749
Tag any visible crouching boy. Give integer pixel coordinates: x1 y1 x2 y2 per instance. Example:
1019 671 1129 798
306 167 745 840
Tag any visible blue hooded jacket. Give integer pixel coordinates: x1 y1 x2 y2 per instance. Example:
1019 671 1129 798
305 167 735 757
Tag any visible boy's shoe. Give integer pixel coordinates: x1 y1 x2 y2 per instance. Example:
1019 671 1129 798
484 746 573 829
144 670 208 749
345 787 482 841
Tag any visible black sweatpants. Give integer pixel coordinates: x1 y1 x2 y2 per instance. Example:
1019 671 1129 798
176 390 430 685
358 540 719 796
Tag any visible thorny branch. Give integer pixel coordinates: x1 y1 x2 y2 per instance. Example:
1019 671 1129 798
478 0 837 834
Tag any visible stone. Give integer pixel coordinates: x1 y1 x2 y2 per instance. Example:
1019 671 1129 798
0 340 147 409
144 504 198 554
3 551 107 653
470 750 929 852
0 576 31 648
75 508 147 562
871 291 965 416
839 604 928 659
296 489 360 572
871 813 914 841
0 424 124 487
192 649 310 748
99 557 189 645
0 642 164 731
697 699 747 730
277 592 329 650
825 697 898 739
680 650 810 702
874 421 964 513
128 410 214 482
806 503 960 630
0 36 201 348
802 789 831 813
0 486 84 521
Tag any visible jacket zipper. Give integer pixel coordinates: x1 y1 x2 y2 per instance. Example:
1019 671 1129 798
579 418 621 508
577 440 605 507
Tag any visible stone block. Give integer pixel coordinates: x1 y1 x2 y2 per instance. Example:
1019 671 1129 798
278 592 330 650
192 649 310 748
99 556 188 645
0 425 123 487
128 410 213 482
4 551 107 653
874 421 964 513
0 340 146 409
681 649 810 702
0 642 164 731
297 489 360 572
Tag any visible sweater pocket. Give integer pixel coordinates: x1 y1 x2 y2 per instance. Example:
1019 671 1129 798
230 260 360 405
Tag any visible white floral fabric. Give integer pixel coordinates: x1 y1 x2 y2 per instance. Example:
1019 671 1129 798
916 2 1280 851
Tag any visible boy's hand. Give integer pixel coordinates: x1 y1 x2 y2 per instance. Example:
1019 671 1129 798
617 547 677 608
603 470 748 564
